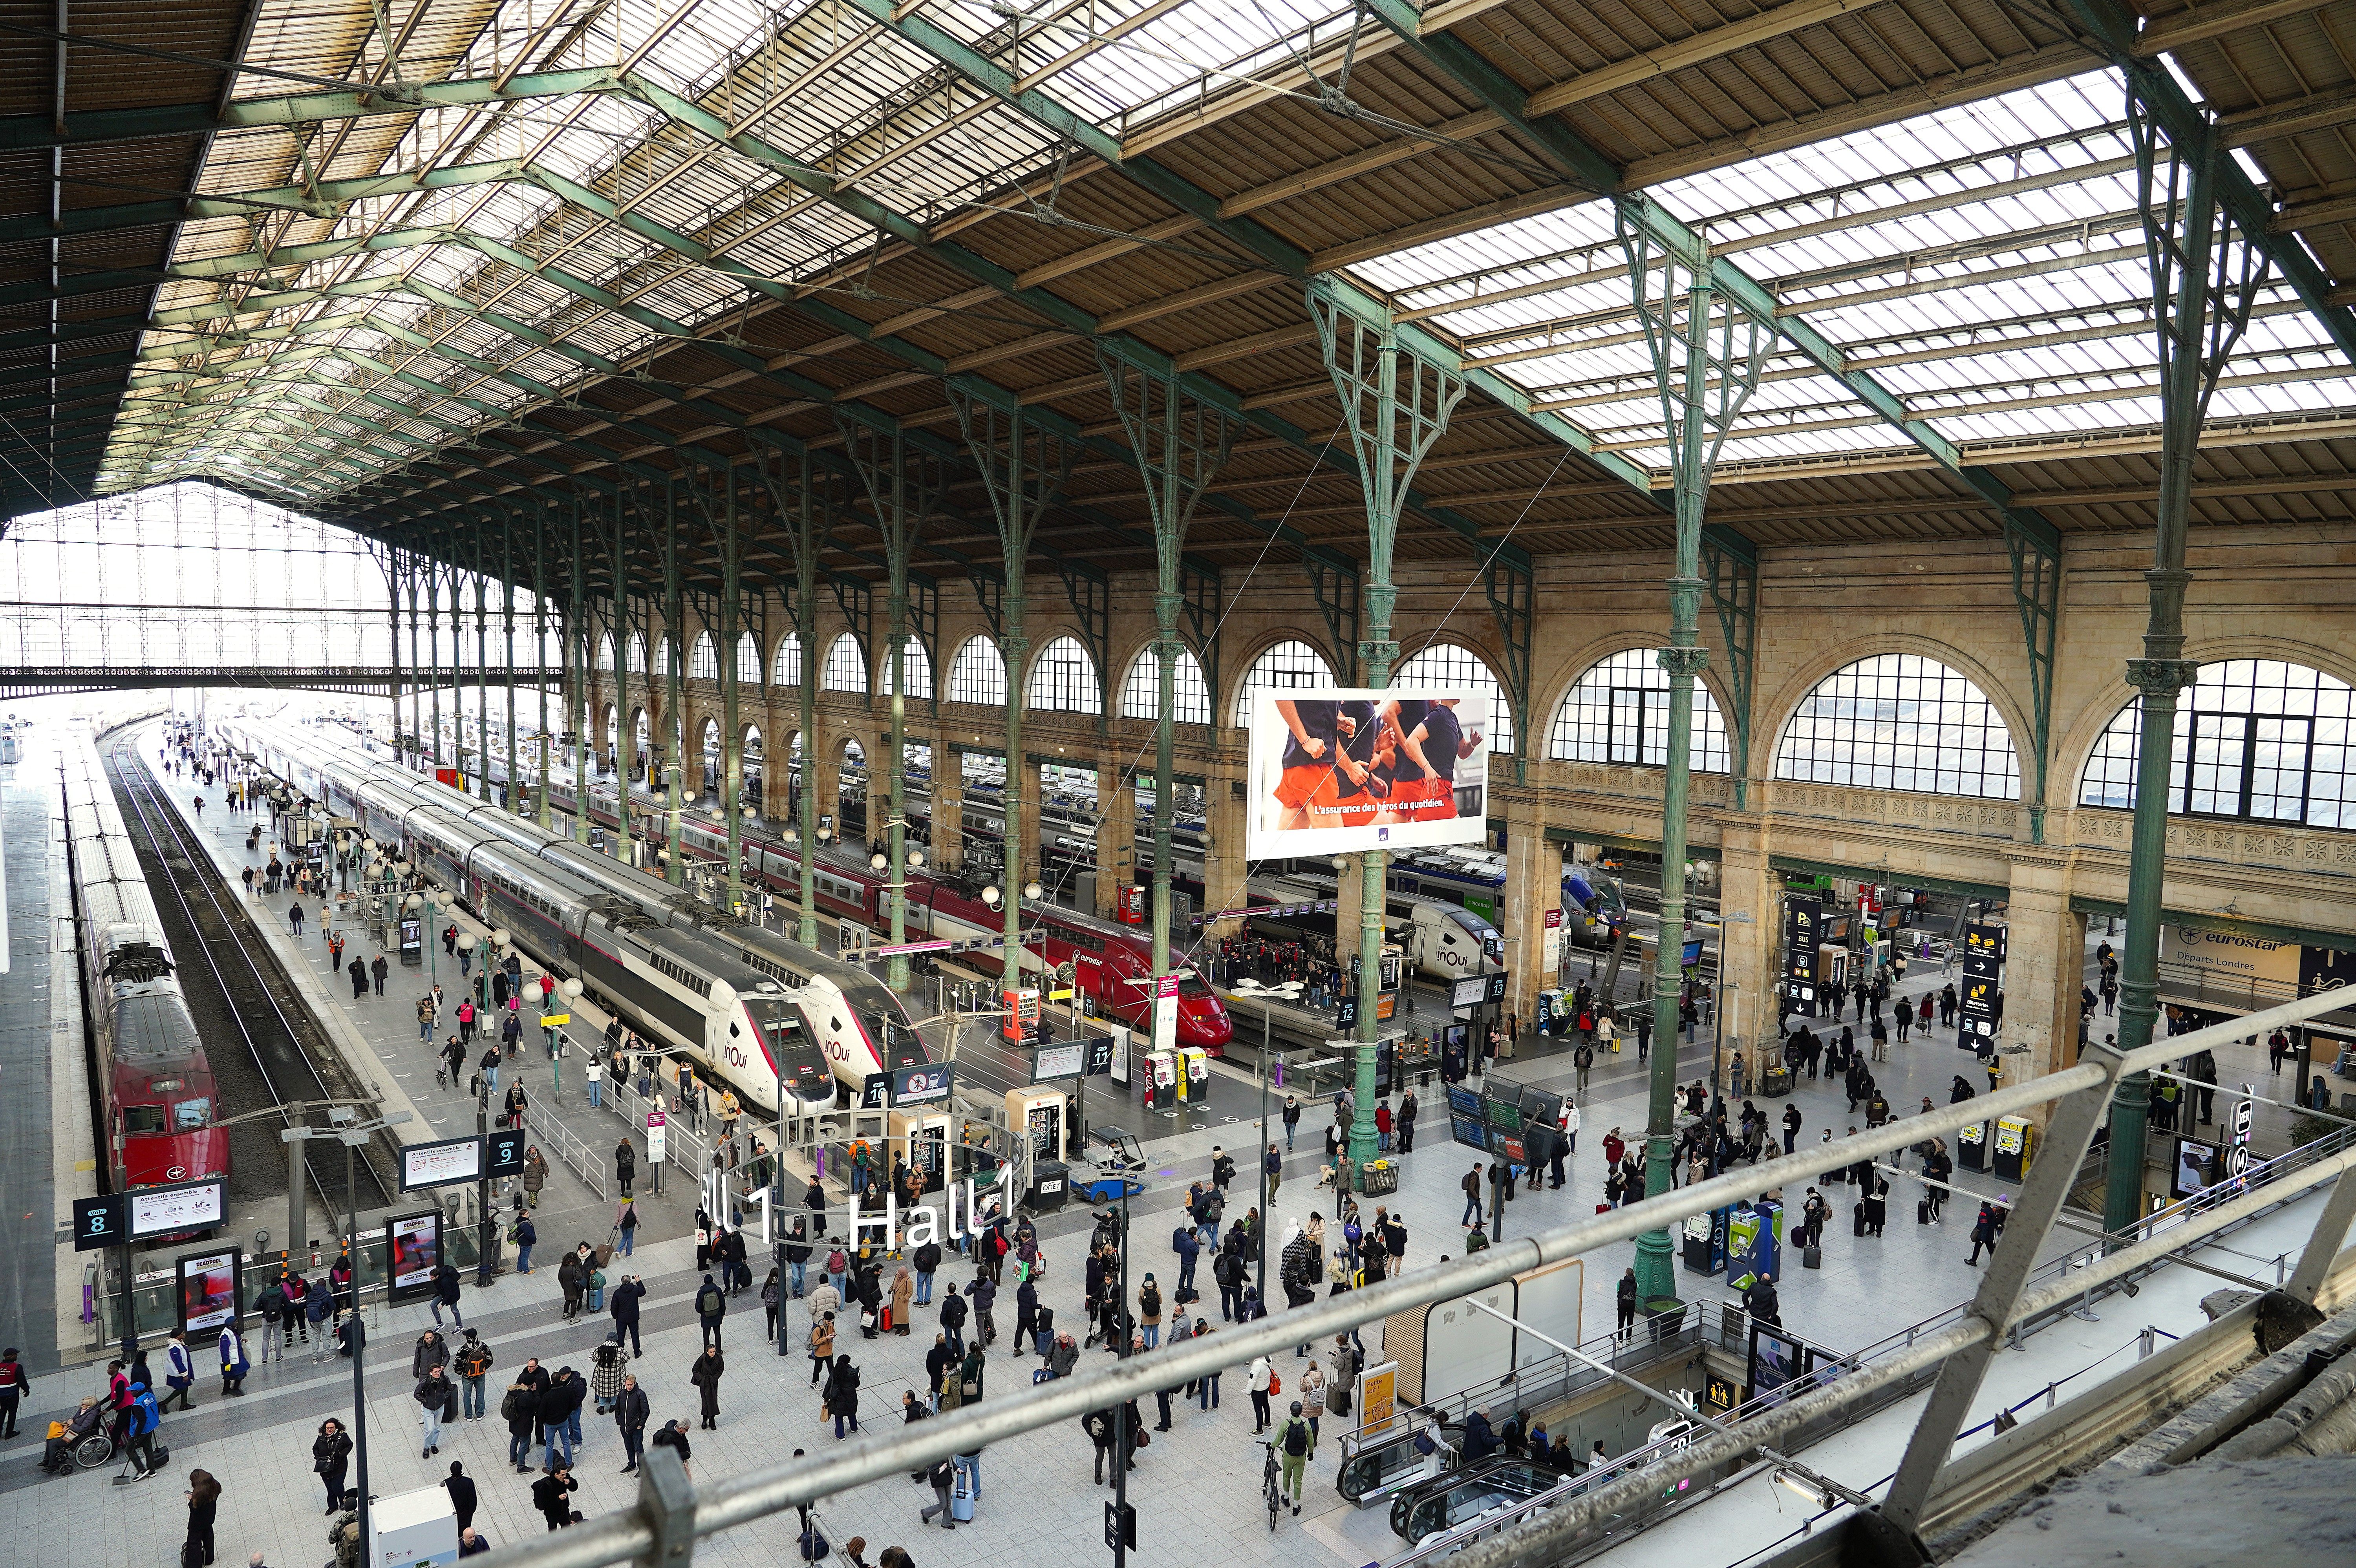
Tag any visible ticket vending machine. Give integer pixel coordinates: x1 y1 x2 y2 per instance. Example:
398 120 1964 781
1177 1045 1209 1104
1991 1114 2034 1182
1725 1199 1783 1289
1817 945 1851 996
1957 1117 1989 1173
1005 1086 1069 1165
1145 1051 1178 1111
1683 1204 1733 1276
891 1108 952 1195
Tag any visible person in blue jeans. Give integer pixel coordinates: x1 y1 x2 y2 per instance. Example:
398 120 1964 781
1193 1322 1220 1408
515 1215 537 1275
1460 1162 1485 1228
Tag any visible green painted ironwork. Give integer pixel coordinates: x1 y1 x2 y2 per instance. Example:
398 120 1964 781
1616 203 1774 1308
2104 92 2272 1245
1099 340 1240 1068
1309 278 1467 1177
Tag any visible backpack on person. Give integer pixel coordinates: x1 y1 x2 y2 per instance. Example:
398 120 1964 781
697 1284 724 1317
1140 1284 1160 1317
1282 1419 1310 1457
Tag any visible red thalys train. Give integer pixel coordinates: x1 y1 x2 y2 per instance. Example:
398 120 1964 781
61 727 227 1212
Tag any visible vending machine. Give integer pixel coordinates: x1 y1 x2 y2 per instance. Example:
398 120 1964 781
1005 1087 1068 1164
1725 1199 1783 1290
1991 1114 2034 1182
890 1108 951 1194
1117 883 1146 925
1145 1052 1178 1111
1177 1045 1209 1104
1957 1118 1989 1173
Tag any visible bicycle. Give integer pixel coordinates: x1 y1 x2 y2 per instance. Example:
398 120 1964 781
1263 1440 1280 1531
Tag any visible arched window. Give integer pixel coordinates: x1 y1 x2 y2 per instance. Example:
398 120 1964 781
1119 644 1211 725
1233 639 1336 726
689 634 718 681
1550 649 1731 772
2079 659 2353 828
655 636 677 682
879 634 935 699
625 634 647 674
823 634 868 693
772 632 804 688
1397 642 1515 756
1775 654 2018 799
948 636 1008 707
597 634 615 672
736 633 761 686
1027 635 1101 714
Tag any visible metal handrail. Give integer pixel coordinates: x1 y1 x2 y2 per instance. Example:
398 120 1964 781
521 1086 607 1201
466 984 2356 1568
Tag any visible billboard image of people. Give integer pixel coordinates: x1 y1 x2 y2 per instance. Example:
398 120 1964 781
176 1248 241 1334
1247 688 1489 857
388 1211 442 1304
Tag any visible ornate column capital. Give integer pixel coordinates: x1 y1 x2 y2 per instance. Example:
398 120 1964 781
1357 638 1400 669
2123 658 2200 697
1656 646 1711 678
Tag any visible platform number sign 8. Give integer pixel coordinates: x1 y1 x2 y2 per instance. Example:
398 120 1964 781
73 1193 128 1252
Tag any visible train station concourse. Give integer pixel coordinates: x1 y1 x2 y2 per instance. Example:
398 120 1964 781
2 3 2356 1568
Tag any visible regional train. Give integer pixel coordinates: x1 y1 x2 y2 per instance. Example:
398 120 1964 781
59 727 229 1204
220 718 926 1114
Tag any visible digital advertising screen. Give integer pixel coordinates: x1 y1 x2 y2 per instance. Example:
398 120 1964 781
1246 688 1489 857
400 1135 483 1190
388 1211 442 1304
176 1246 241 1335
132 1179 225 1239
1747 1323 1815 1406
2173 1137 2222 1199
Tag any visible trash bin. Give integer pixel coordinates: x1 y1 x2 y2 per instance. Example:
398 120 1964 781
1028 1159 1070 1213
1643 1298 1687 1343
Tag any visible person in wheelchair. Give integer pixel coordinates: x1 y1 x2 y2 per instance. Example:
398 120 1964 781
41 1397 107 1474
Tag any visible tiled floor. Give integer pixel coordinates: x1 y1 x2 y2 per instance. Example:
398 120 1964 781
7 726 2336 1568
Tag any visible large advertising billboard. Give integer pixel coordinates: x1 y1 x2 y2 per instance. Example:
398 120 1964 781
388 1211 442 1305
1246 688 1489 857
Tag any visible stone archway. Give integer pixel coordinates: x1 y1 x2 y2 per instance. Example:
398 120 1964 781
697 716 722 802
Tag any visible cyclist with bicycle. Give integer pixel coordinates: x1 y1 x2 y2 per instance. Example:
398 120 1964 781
1270 1400 1314 1518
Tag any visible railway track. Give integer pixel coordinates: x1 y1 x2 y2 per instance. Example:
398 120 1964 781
101 727 393 1223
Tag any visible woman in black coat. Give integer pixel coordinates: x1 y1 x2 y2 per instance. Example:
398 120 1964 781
825 1354 860 1438
690 1346 725 1429
312 1418 353 1513
185 1468 221 1564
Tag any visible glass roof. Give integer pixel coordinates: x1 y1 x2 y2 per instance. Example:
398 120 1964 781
1349 66 2356 480
104 6 2356 505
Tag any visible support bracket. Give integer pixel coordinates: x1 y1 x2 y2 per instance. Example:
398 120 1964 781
2004 515 2062 841
1483 557 1534 786
1699 526 1758 809
1308 554 1361 687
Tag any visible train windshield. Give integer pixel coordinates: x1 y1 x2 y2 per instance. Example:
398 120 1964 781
124 1104 166 1135
173 1097 211 1129
742 998 829 1085
837 978 927 1065
1449 907 1505 962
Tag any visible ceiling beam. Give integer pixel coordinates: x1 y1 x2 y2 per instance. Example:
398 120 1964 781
0 66 624 151
1521 0 1888 117
2133 0 2330 55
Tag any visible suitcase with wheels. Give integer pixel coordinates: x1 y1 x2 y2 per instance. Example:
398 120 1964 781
1852 1204 1867 1238
1917 1199 1932 1225
1802 1245 1822 1270
950 1468 976 1522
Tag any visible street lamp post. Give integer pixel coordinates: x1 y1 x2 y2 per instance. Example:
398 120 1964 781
282 1106 411 1555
